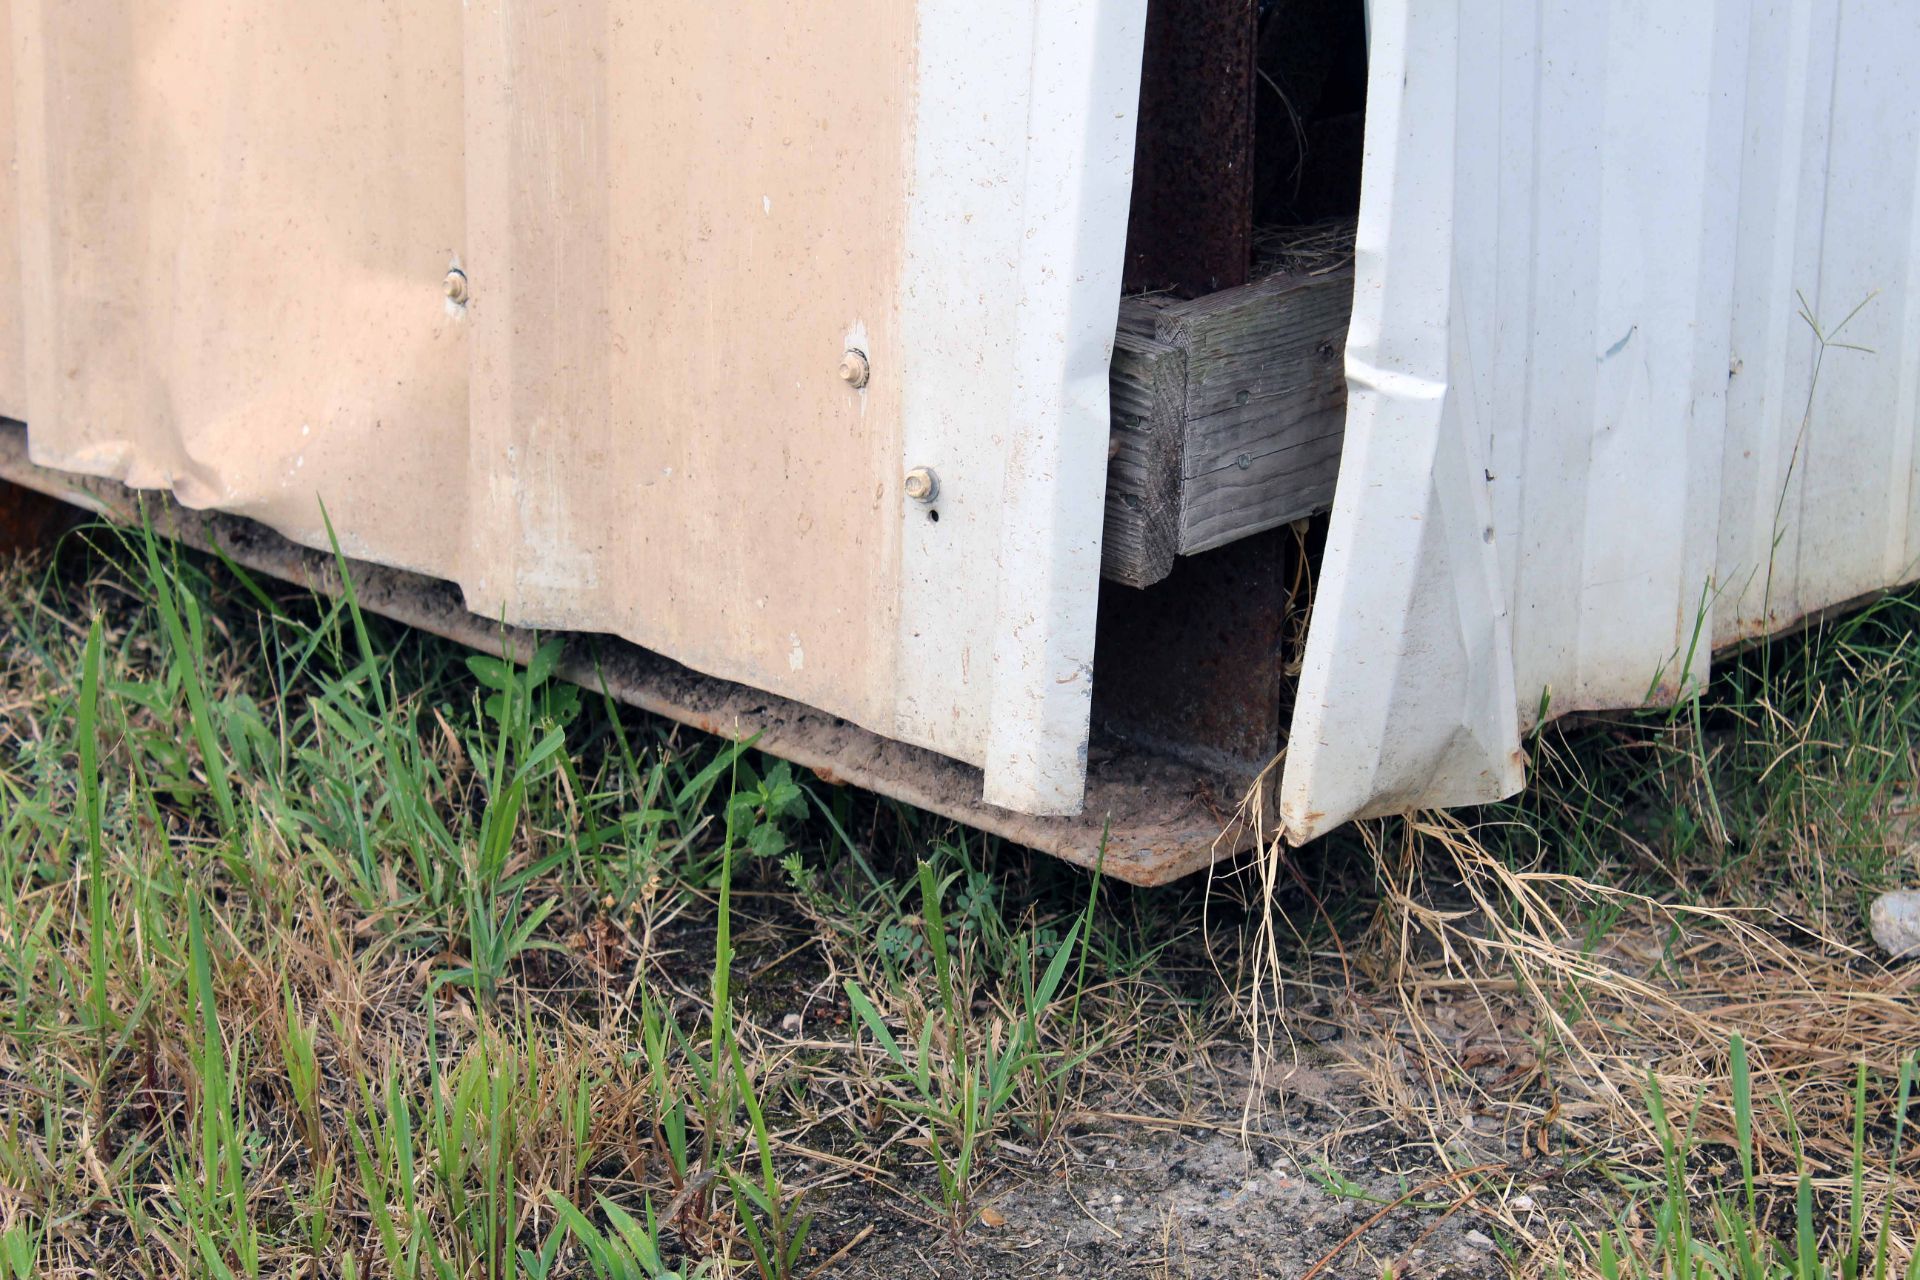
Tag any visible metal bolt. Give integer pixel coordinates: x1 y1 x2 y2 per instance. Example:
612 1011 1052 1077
838 348 870 389
444 269 470 305
903 467 938 503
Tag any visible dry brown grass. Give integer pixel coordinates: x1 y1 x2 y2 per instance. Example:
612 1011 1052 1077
1223 784 1920 1277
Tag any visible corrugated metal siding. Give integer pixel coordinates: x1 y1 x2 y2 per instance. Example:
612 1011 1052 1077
0 1 1145 818
1284 0 1920 841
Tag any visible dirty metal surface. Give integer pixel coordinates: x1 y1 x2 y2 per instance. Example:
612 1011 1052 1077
1122 0 1256 298
0 3 18 422
0 424 1255 887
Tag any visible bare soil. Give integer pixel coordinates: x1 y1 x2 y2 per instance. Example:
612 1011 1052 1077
816 1072 1525 1279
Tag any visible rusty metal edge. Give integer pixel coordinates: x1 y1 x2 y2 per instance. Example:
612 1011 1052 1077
0 422 1257 886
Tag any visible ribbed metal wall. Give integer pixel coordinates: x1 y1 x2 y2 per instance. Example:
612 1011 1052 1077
0 1 1146 818
1284 0 1920 840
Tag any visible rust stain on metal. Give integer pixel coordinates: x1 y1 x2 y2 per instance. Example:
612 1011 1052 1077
1091 526 1293 779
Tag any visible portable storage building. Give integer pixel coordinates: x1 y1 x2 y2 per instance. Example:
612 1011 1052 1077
4 1 1916 883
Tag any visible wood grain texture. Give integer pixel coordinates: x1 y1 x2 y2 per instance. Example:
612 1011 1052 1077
1102 331 1186 588
1102 266 1352 585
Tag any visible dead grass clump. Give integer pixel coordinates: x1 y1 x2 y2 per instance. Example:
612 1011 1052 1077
1225 796 1920 1274
1252 219 1357 280
1225 582 1920 1274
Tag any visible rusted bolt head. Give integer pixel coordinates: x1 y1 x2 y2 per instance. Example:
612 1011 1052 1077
444 269 470 305
838 348 870 389
903 467 938 503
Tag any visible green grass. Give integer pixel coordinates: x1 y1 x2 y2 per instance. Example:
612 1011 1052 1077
842 858 1094 1237
1383 585 1920 1277
0 523 1916 1278
0 528 1128 1277
1497 587 1920 917
1573 1039 1919 1280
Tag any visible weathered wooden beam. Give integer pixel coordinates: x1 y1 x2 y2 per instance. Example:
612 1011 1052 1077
1103 264 1352 588
1102 329 1186 588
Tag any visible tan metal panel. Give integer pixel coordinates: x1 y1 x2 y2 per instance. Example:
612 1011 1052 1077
4 2 1145 813
8 0 469 574
4 0 924 761
459 0 914 735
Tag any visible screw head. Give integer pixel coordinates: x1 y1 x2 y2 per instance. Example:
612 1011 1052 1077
903 467 938 503
444 269 470 305
838 349 870 389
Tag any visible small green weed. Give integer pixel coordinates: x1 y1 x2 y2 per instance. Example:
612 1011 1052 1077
845 859 1092 1236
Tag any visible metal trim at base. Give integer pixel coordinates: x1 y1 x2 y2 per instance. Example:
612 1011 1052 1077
0 422 1255 886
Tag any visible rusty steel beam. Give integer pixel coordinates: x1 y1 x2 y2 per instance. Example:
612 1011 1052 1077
1122 0 1257 298
1092 524 1293 784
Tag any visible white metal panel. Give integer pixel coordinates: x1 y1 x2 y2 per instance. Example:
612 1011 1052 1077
1285 0 1920 841
897 0 1147 814
978 2 1148 812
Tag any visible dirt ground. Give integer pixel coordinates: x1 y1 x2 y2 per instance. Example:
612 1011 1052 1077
816 1055 1526 1279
